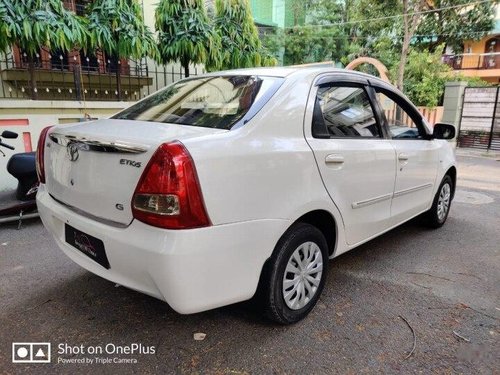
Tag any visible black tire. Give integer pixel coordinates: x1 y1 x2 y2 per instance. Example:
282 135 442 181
261 223 328 324
424 175 453 228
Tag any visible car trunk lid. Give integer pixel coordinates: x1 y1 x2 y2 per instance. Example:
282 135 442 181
45 119 226 226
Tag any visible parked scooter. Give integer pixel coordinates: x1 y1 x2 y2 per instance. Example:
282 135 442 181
0 130 39 228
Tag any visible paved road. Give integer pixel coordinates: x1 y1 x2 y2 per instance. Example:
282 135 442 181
1 155 499 374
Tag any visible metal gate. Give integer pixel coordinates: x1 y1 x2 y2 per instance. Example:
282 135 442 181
458 86 500 151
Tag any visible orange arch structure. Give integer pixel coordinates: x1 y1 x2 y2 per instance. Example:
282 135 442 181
345 57 390 83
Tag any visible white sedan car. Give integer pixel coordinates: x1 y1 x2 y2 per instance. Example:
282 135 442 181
37 67 456 323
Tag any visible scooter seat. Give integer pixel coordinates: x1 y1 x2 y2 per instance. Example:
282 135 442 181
6 152 36 179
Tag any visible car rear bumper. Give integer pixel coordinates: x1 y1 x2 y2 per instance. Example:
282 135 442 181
37 186 290 314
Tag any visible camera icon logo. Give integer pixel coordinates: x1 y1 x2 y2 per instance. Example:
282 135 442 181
12 343 51 363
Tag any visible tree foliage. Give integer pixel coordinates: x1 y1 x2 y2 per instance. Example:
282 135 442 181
342 0 402 70
87 0 156 60
397 46 488 107
415 0 497 53
86 0 157 99
264 26 349 66
0 0 87 56
155 0 218 77
0 0 87 98
398 47 452 107
307 0 350 25
210 0 276 71
345 0 495 95
263 0 350 66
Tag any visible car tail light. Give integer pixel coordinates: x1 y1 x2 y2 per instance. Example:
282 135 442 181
132 141 211 229
36 126 53 184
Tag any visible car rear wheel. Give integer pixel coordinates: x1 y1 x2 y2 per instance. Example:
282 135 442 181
425 175 453 228
262 223 328 324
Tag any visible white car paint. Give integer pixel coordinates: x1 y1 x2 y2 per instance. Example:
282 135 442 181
390 138 440 221
37 67 456 314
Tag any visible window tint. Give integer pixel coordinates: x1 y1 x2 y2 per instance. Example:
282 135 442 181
113 75 282 130
375 89 424 139
313 85 380 138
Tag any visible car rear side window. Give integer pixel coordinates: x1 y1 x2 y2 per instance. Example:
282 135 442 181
113 75 282 130
312 84 381 138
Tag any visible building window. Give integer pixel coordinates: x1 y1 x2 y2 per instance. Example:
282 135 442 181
80 50 99 71
50 49 69 70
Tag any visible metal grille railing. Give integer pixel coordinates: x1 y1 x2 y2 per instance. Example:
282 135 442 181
0 52 202 102
442 53 500 70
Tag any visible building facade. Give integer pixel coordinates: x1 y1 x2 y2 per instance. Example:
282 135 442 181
442 7 500 83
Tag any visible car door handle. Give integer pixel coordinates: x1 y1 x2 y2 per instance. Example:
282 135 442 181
398 153 409 161
325 154 345 164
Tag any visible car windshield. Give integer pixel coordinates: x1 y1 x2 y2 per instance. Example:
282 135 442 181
113 75 282 130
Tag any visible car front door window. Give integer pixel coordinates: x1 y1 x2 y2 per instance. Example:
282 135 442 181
375 89 424 139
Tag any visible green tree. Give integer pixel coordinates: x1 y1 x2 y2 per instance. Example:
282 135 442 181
211 0 276 70
399 48 451 106
155 0 219 78
87 0 157 98
396 46 487 107
347 0 496 90
396 0 428 91
262 0 351 66
0 0 87 99
267 25 349 66
348 0 426 90
415 0 497 53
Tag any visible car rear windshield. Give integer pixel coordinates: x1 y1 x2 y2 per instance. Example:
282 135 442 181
113 75 283 130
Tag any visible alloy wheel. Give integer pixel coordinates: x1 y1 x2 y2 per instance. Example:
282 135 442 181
437 183 451 221
282 241 323 310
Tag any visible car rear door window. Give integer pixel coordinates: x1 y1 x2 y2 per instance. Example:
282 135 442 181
312 85 381 138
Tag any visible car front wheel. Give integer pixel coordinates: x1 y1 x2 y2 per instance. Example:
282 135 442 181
425 175 453 228
263 223 328 324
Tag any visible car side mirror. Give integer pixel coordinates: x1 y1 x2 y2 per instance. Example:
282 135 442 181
1 130 18 139
433 123 455 140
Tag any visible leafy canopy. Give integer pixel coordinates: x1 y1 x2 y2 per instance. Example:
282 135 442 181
415 0 496 53
211 0 276 70
155 0 219 69
0 0 87 56
347 0 497 65
397 46 488 107
266 25 350 66
262 0 353 66
87 0 157 59
398 47 452 107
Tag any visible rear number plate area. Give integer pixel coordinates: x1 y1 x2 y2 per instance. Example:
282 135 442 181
65 224 110 269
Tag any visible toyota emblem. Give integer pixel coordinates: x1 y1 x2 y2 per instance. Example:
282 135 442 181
67 143 79 162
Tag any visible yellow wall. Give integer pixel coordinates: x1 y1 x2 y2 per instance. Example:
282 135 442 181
463 38 488 54
455 34 500 83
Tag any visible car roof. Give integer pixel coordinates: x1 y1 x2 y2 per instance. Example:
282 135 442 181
206 66 391 86
207 67 300 77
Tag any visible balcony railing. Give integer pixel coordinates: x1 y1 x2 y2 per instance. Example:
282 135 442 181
0 52 201 101
442 53 500 70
